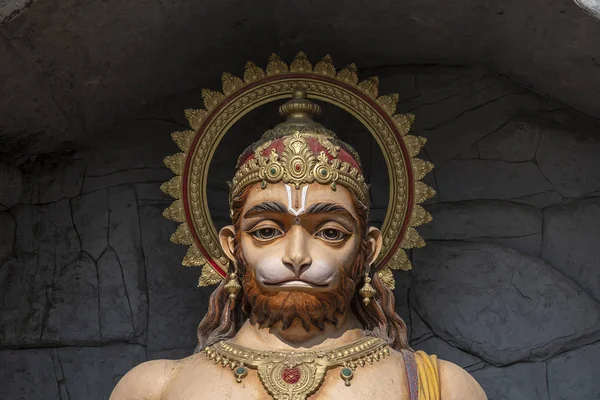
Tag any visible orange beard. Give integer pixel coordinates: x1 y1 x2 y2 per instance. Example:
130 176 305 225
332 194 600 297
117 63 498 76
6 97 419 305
241 266 357 332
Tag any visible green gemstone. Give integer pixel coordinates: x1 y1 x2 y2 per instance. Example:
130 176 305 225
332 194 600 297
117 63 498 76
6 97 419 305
341 368 352 377
321 168 327 176
236 367 246 375
270 167 277 174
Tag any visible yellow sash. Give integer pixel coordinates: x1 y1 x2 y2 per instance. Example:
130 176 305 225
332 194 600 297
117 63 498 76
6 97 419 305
415 350 441 400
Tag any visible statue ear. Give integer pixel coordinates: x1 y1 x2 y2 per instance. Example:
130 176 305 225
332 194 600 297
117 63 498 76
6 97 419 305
365 226 383 267
219 225 236 262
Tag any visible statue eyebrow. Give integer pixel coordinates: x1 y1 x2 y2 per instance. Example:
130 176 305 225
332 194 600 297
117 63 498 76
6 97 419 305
305 202 346 214
305 202 355 220
243 201 287 218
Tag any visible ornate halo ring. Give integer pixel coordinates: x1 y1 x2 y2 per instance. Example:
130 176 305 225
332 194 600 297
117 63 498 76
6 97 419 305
161 52 436 290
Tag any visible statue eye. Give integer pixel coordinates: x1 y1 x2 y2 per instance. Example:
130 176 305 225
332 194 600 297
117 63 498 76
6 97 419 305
251 227 283 241
316 228 347 242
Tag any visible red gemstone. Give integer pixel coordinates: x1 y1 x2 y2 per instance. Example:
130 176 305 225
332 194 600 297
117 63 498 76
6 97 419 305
294 163 301 171
282 367 301 384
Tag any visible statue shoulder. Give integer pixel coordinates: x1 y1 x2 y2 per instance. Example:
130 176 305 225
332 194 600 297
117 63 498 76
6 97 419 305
109 358 181 400
438 359 487 400
387 349 486 400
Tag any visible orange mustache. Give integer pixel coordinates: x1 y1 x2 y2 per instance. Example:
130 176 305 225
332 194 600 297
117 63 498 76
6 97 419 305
242 267 356 331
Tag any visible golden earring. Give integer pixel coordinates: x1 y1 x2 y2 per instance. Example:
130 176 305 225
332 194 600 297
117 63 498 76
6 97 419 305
359 269 376 306
224 263 242 300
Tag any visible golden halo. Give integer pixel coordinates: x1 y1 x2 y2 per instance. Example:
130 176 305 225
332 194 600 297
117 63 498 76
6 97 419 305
161 52 435 290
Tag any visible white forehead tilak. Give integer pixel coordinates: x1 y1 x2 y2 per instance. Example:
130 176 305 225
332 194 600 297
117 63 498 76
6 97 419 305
284 184 309 217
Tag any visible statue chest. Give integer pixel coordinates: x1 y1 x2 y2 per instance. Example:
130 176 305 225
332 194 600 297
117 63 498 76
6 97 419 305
165 358 410 400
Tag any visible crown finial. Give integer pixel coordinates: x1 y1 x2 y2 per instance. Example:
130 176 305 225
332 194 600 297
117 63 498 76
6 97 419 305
278 89 322 124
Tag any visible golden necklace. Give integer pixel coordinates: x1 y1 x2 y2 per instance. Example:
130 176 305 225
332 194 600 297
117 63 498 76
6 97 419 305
203 336 389 400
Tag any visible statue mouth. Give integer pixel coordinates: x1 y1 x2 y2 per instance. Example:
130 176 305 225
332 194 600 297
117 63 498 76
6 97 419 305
264 279 329 288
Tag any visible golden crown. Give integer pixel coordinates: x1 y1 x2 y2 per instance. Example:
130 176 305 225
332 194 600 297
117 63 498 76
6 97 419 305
230 90 369 206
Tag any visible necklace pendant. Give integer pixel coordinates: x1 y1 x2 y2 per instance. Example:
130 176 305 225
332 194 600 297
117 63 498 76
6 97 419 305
259 363 324 400
234 366 248 383
340 367 353 386
281 366 301 384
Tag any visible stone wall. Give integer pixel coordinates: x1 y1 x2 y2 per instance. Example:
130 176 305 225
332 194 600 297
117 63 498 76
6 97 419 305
1 65 600 400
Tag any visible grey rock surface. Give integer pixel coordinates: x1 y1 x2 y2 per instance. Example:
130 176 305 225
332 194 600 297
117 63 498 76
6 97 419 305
80 118 180 194
135 182 171 205
0 192 146 345
420 200 541 240
82 168 174 195
98 248 136 341
537 123 600 198
1 0 38 24
411 242 600 365
72 188 109 261
471 233 542 258
420 200 543 256
512 190 563 209
0 211 15 265
57 344 146 400
12 199 80 267
0 200 81 346
0 161 22 210
83 120 181 177
472 363 549 400
574 0 600 19
392 272 412 339
20 156 85 204
4 0 600 158
547 341 600 400
0 255 99 347
408 307 434 344
0 255 49 345
477 118 540 162
542 197 600 302
0 348 59 399
436 160 553 201
455 145 479 160
0 344 147 400
418 88 546 166
43 252 100 342
0 35 74 157
107 185 148 337
139 204 208 357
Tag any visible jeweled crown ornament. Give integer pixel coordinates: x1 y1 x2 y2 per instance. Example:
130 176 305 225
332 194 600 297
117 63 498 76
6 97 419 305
161 52 436 290
230 89 369 207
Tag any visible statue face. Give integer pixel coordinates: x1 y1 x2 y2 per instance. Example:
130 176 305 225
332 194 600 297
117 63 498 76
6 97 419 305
238 182 363 294
219 181 383 332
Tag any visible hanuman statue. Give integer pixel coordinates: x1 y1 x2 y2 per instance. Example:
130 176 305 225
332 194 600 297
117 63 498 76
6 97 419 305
110 54 487 400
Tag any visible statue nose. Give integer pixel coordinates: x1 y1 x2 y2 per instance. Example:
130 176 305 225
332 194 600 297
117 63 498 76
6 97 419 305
282 225 313 276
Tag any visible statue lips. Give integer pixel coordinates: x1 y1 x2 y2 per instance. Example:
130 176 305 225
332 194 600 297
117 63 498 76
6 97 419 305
262 278 330 291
